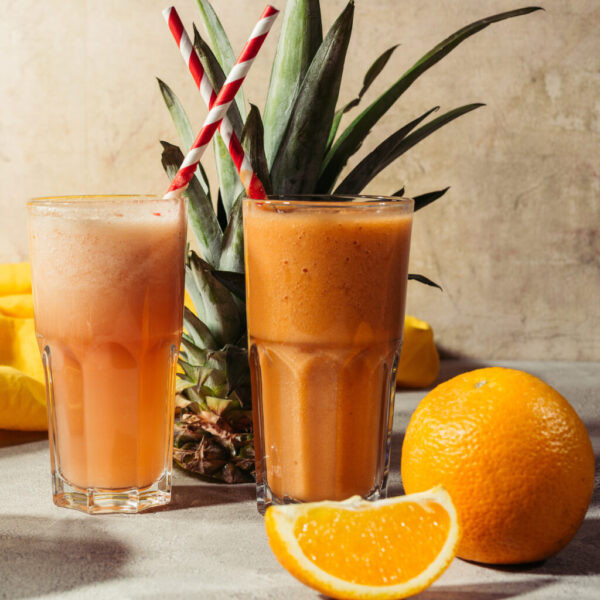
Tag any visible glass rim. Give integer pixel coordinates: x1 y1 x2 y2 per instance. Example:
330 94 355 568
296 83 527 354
244 194 414 210
27 194 165 208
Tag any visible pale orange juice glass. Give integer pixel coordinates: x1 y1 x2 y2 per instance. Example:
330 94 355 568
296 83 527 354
243 195 413 512
27 195 187 514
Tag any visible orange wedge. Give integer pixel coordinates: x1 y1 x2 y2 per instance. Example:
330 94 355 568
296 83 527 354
265 486 460 599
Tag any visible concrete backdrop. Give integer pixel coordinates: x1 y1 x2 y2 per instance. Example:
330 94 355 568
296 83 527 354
0 0 598 361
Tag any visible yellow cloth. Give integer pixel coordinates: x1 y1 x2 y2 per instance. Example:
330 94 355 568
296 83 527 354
0 263 47 430
0 263 439 430
396 315 440 388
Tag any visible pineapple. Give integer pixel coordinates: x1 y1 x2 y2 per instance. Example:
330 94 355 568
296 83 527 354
159 0 541 482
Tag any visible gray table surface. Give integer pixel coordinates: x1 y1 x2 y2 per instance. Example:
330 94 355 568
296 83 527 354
1 359 598 600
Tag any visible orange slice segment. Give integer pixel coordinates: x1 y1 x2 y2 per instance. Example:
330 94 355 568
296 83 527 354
265 486 460 600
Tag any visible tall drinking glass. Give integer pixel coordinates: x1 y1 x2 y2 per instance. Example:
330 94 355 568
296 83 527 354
243 195 413 512
27 195 187 514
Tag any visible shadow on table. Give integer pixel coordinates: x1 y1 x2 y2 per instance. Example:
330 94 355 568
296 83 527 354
149 482 256 512
0 515 128 598
481 515 600 577
434 356 490 385
414 578 557 600
0 429 47 450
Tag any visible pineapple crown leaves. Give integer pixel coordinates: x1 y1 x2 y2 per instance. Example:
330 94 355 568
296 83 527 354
159 1 543 482
334 103 486 195
158 80 211 197
263 0 323 167
393 185 452 213
270 1 354 194
218 194 244 274
159 2 543 252
178 339 251 402
157 0 544 335
241 104 272 194
183 306 218 350
194 0 247 121
185 251 243 348
334 105 443 195
326 43 400 151
161 140 222 266
408 273 443 291
316 5 544 194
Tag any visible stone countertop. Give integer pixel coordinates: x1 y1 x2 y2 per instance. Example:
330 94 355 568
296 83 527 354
0 360 598 600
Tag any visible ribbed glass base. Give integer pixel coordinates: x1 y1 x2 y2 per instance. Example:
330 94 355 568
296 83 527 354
255 479 387 516
52 469 172 514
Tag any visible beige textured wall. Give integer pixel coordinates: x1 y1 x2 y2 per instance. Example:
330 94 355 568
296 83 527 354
1 1 598 360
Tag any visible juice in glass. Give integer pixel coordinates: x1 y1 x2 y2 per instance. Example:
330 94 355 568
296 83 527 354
28 195 186 513
243 195 413 510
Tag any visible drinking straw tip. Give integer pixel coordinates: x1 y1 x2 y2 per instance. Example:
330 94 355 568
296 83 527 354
162 7 173 19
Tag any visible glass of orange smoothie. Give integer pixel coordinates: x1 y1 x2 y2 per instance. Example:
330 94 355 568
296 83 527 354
27 195 186 514
243 195 413 512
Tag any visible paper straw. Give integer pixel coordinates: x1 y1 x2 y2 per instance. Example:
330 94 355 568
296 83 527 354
163 6 267 199
164 5 279 200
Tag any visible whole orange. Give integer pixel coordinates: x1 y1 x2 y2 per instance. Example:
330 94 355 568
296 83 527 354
401 367 595 564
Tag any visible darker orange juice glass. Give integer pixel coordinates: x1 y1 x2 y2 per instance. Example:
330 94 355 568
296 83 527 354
28 195 186 514
243 195 413 512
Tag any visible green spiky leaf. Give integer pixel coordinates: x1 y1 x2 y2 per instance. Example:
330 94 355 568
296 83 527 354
414 187 451 211
219 194 245 274
180 337 209 368
158 79 211 197
360 44 400 100
185 386 208 410
176 378 196 393
408 273 443 290
271 1 354 194
263 0 323 167
157 78 194 151
326 44 400 150
317 6 543 192
192 26 244 138
186 251 241 347
183 306 218 350
241 104 272 194
194 0 246 119
160 141 222 267
206 396 233 416
225 345 251 401
179 358 202 382
326 107 347 154
335 106 440 194
210 270 246 302
336 104 483 194
214 134 244 218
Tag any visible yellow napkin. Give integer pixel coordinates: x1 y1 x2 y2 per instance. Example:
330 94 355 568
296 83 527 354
0 263 47 430
396 315 440 388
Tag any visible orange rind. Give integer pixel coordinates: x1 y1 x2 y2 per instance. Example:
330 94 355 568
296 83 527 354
265 486 460 599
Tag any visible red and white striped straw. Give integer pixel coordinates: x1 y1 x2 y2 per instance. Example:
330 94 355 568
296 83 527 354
164 5 279 200
163 6 267 200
